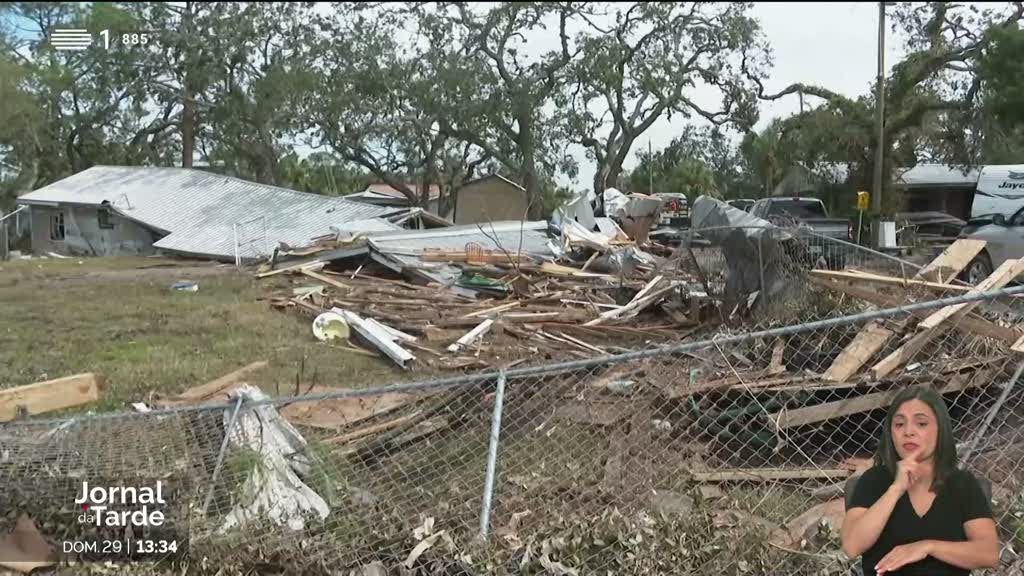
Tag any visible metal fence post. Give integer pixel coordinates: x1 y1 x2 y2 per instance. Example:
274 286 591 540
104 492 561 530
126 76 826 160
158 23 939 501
479 369 507 540
962 360 1024 466
202 395 246 517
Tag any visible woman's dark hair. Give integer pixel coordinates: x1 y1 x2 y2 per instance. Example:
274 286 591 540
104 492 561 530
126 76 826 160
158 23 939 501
874 386 958 492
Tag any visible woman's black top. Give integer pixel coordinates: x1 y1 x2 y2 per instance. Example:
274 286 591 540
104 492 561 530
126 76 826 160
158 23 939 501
846 465 993 576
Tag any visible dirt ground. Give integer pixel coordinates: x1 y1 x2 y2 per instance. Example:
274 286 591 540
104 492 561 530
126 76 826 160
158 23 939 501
0 256 410 414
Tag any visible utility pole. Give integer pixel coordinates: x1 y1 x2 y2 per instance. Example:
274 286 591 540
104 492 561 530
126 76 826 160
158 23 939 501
871 1 886 215
648 139 653 195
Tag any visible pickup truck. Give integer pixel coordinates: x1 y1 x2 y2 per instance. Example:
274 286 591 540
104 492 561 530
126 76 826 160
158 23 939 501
960 205 1024 284
749 196 853 268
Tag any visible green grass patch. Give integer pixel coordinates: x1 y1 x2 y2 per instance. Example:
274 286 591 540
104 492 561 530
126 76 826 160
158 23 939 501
0 257 404 413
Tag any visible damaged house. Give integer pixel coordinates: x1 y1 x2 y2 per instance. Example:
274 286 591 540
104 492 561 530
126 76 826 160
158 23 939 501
15 166 404 261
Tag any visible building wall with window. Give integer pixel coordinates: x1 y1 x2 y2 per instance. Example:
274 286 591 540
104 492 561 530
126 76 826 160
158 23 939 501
28 205 159 256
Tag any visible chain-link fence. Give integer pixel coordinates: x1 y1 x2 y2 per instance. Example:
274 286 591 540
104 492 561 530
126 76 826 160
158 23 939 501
2 228 1023 575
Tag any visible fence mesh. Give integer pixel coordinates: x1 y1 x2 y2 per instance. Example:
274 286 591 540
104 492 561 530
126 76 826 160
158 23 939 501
3 228 1024 575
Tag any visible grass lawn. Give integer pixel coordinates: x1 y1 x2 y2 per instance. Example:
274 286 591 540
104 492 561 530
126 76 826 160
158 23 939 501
0 256 406 413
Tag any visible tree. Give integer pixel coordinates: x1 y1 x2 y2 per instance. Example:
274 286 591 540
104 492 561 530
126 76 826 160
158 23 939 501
307 4 494 215
749 2 1024 215
0 2 177 192
564 2 766 199
626 125 748 200
424 2 588 218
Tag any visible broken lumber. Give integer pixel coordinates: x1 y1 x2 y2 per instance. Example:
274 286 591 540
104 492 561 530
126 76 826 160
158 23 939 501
462 301 520 318
691 468 851 482
280 387 420 430
585 281 679 326
823 322 894 382
255 260 325 279
447 319 494 353
364 318 418 343
809 275 1022 344
0 373 103 422
918 257 1024 329
539 262 613 279
336 309 416 369
914 239 987 284
302 268 351 291
322 411 423 445
770 369 991 430
1014 334 1024 354
871 326 944 379
161 361 269 406
768 338 787 376
809 269 972 293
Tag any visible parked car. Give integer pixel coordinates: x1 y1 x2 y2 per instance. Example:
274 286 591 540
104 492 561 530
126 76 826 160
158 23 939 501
960 205 1024 284
749 196 853 269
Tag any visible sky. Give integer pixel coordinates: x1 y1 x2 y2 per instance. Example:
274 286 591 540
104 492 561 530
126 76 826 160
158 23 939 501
557 2 908 191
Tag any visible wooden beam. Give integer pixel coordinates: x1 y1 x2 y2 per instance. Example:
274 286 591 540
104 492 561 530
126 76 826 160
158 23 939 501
1014 334 1024 354
871 326 944 379
0 373 103 421
771 370 988 430
462 301 520 318
918 258 1024 330
914 239 987 283
301 268 351 291
585 281 680 326
447 319 494 353
161 361 268 406
768 338 787 376
691 468 851 482
823 322 894 382
810 269 972 293
255 260 325 279
809 276 1022 345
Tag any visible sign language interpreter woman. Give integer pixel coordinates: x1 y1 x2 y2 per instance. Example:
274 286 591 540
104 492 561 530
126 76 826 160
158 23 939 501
840 386 999 575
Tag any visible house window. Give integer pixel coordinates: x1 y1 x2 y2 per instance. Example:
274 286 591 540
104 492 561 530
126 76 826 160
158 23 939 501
98 207 114 229
50 211 65 241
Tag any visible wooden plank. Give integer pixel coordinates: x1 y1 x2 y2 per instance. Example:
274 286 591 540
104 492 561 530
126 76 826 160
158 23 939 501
692 468 851 482
809 269 971 293
768 338 787 376
772 370 987 430
823 322 894 382
918 257 1024 329
163 361 268 405
0 373 103 421
584 282 680 326
1014 334 1024 354
462 301 520 318
447 319 494 353
539 262 614 279
915 239 987 283
280 386 419 430
322 411 424 445
871 326 944 379
255 260 326 279
809 276 1022 345
302 268 351 291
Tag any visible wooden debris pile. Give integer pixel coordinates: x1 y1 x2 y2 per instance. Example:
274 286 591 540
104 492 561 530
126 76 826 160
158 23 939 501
258 235 720 372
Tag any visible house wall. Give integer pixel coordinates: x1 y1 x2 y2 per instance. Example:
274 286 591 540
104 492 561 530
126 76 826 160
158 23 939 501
28 205 158 256
453 179 528 224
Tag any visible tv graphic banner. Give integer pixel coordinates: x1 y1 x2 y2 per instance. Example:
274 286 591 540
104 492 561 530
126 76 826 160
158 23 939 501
0 476 189 563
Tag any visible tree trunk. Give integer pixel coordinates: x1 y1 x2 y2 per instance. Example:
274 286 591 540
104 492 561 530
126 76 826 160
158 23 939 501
181 3 195 169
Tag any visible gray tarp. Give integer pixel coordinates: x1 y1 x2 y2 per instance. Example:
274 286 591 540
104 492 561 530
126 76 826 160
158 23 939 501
691 196 796 311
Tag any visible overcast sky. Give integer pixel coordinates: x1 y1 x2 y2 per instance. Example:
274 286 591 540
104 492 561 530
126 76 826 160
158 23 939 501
559 2 908 190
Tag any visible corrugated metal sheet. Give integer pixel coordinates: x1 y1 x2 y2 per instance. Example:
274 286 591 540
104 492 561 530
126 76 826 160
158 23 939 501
368 221 552 254
896 164 980 187
366 221 555 285
17 166 396 259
